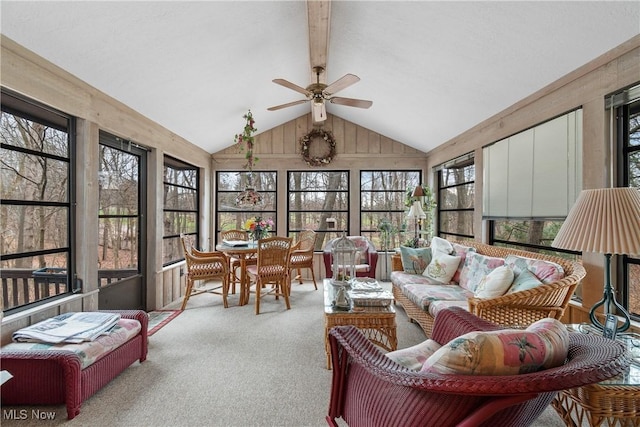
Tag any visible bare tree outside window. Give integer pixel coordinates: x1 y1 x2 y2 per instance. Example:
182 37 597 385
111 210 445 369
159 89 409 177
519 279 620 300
438 163 474 240
1 98 72 312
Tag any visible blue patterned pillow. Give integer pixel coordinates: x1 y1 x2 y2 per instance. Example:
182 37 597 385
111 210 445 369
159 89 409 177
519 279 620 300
399 246 432 274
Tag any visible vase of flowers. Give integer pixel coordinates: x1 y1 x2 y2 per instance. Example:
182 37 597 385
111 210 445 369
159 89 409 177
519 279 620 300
244 216 274 241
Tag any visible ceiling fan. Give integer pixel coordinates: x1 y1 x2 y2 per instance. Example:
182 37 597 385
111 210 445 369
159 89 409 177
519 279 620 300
267 66 373 122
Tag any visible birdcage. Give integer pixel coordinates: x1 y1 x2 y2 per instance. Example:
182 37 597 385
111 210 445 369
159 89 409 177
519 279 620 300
331 234 358 285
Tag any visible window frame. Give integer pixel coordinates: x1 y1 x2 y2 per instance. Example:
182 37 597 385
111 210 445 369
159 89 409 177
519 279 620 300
437 160 475 241
618 95 640 321
1 90 77 314
216 170 277 246
287 170 349 245
162 155 200 266
359 170 422 250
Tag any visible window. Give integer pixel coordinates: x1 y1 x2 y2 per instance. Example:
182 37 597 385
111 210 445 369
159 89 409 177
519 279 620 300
482 111 585 297
437 159 474 240
163 156 199 265
360 170 421 250
287 171 348 248
216 171 277 245
1 91 76 313
619 92 640 320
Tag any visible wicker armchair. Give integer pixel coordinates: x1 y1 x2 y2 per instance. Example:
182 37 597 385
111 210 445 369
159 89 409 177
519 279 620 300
246 236 293 315
180 236 230 310
327 307 630 427
289 230 318 289
323 236 378 279
392 240 586 336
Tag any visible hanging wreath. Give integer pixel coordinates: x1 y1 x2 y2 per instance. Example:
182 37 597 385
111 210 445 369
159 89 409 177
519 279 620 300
300 128 336 167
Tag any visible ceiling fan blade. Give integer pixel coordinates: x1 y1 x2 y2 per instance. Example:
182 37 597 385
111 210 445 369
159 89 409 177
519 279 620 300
323 74 360 96
272 79 311 96
329 97 373 109
267 99 309 111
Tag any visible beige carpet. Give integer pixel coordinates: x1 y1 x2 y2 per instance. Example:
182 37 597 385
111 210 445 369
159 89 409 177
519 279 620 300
1 281 566 426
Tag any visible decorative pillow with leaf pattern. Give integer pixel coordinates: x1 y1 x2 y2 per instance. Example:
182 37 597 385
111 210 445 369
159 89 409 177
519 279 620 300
421 318 569 375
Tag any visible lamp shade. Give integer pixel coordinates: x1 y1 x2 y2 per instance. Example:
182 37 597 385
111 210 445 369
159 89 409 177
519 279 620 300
411 185 425 198
551 188 640 255
407 201 426 219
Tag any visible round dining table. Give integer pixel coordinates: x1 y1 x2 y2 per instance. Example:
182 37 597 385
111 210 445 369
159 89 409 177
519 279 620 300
216 242 258 306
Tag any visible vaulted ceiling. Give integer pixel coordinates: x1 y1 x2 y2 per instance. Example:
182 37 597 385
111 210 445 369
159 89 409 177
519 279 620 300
2 1 639 154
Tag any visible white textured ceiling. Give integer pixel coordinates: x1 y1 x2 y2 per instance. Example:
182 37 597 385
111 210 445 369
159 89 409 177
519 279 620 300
2 1 639 154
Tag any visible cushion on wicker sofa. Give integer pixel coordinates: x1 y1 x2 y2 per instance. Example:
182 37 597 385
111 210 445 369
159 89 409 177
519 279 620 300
390 238 582 338
421 318 569 375
2 318 142 369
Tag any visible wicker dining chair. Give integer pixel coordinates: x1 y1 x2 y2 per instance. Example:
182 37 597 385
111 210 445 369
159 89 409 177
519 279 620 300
220 229 256 294
180 236 230 310
289 230 318 289
246 236 293 315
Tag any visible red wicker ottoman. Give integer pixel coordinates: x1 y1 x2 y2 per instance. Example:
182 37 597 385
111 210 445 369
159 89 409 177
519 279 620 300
1 310 148 420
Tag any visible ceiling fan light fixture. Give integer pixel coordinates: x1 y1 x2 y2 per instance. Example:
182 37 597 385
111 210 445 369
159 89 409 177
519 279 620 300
312 101 326 122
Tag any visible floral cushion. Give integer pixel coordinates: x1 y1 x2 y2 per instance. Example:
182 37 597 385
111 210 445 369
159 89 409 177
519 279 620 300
451 243 477 286
421 318 569 375
507 268 544 293
428 299 469 318
458 252 506 293
399 246 432 275
504 255 564 284
2 318 142 369
474 265 515 298
423 252 461 284
390 271 434 290
385 339 442 370
402 283 473 310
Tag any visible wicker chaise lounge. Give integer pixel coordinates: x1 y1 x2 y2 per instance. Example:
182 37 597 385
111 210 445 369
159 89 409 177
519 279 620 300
391 240 586 337
1 310 148 420
326 307 630 427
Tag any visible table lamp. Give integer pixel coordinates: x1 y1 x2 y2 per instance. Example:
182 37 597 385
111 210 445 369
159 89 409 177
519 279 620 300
551 187 640 332
406 201 426 242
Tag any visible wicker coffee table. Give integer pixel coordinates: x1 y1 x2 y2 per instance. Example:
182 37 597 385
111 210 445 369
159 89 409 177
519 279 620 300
323 278 397 369
552 325 640 426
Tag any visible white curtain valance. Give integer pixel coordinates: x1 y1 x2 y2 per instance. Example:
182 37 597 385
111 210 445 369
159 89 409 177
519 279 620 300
483 109 583 219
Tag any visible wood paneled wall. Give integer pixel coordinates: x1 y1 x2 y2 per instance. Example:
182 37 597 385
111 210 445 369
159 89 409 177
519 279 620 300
424 35 640 324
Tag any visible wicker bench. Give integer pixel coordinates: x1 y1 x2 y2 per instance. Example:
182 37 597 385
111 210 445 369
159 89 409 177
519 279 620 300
1 310 148 420
391 240 586 337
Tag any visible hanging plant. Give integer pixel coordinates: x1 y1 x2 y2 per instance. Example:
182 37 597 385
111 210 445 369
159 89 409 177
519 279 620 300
300 128 336 167
234 109 258 170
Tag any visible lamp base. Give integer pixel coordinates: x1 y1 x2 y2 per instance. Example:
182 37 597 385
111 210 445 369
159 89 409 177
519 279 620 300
588 254 631 333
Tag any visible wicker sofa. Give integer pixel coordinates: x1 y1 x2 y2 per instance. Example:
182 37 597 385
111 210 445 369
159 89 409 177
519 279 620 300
391 240 586 337
1 310 148 419
326 307 630 427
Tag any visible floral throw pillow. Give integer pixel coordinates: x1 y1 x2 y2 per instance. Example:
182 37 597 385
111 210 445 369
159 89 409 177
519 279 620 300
422 252 461 284
421 318 569 375
458 252 506 293
399 246 432 275
451 243 477 285
385 339 442 370
504 255 564 284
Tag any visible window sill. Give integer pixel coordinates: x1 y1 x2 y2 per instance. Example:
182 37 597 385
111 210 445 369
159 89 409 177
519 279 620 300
1 289 98 325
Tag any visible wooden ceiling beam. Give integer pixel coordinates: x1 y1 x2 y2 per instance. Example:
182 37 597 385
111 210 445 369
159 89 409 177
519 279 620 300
307 0 331 84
